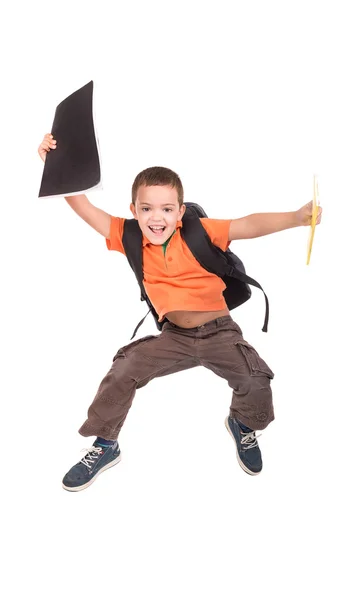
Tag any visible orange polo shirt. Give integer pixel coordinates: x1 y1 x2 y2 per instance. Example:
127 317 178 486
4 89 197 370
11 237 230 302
106 217 232 321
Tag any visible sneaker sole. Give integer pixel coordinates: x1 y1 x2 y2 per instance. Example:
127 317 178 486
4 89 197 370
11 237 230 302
62 454 122 492
224 417 261 476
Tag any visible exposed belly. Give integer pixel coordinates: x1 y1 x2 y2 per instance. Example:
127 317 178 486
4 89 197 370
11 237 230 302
165 308 230 328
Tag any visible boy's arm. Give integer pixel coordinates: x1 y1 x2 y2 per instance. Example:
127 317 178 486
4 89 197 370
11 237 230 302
65 194 111 238
38 133 111 238
228 201 322 241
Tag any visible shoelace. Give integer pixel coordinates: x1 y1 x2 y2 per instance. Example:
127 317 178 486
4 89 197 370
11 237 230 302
80 447 103 469
240 431 261 450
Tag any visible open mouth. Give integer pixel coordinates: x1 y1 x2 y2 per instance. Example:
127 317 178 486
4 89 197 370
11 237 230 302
148 226 166 236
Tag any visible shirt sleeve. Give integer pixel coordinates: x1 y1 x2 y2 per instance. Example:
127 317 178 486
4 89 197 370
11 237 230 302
199 218 232 251
105 216 126 254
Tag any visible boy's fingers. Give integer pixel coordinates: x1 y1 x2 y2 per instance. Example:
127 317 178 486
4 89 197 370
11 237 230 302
42 140 56 148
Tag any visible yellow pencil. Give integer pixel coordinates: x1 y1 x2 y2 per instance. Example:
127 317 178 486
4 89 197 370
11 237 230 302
306 174 319 265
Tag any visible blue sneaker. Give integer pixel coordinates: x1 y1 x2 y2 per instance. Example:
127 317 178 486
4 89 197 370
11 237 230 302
62 441 121 492
225 417 262 475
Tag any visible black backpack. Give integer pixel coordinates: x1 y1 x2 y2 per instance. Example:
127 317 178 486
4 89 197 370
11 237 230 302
122 202 269 339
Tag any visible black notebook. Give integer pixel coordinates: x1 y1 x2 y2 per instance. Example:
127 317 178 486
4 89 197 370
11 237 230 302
38 80 102 198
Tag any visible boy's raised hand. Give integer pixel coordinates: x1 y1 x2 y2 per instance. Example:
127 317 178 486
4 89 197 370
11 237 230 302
296 200 323 226
38 133 57 163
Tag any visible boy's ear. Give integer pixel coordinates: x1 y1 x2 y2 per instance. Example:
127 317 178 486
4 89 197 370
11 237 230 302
179 204 186 219
130 203 137 219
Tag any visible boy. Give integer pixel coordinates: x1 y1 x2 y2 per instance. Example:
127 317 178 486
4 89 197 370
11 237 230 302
38 133 322 491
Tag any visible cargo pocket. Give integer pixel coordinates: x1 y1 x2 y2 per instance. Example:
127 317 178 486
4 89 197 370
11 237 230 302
112 335 158 362
234 340 274 379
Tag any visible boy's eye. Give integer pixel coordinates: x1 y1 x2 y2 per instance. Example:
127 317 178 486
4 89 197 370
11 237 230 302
141 207 173 212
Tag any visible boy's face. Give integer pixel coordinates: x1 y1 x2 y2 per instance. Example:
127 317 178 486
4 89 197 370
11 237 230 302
130 185 186 245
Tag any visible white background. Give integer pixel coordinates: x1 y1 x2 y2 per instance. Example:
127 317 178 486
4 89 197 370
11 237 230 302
1 1 362 598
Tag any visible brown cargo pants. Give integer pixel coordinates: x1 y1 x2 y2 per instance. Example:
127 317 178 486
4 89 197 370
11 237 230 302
79 316 275 439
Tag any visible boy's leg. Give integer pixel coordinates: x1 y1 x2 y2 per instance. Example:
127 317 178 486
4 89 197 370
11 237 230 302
79 328 199 440
63 327 199 491
197 316 274 475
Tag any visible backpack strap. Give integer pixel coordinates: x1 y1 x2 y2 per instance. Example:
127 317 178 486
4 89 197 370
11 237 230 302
130 308 151 340
181 216 269 332
122 219 144 296
122 219 167 339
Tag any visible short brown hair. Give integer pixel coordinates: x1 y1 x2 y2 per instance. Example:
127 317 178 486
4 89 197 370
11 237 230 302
131 166 184 206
